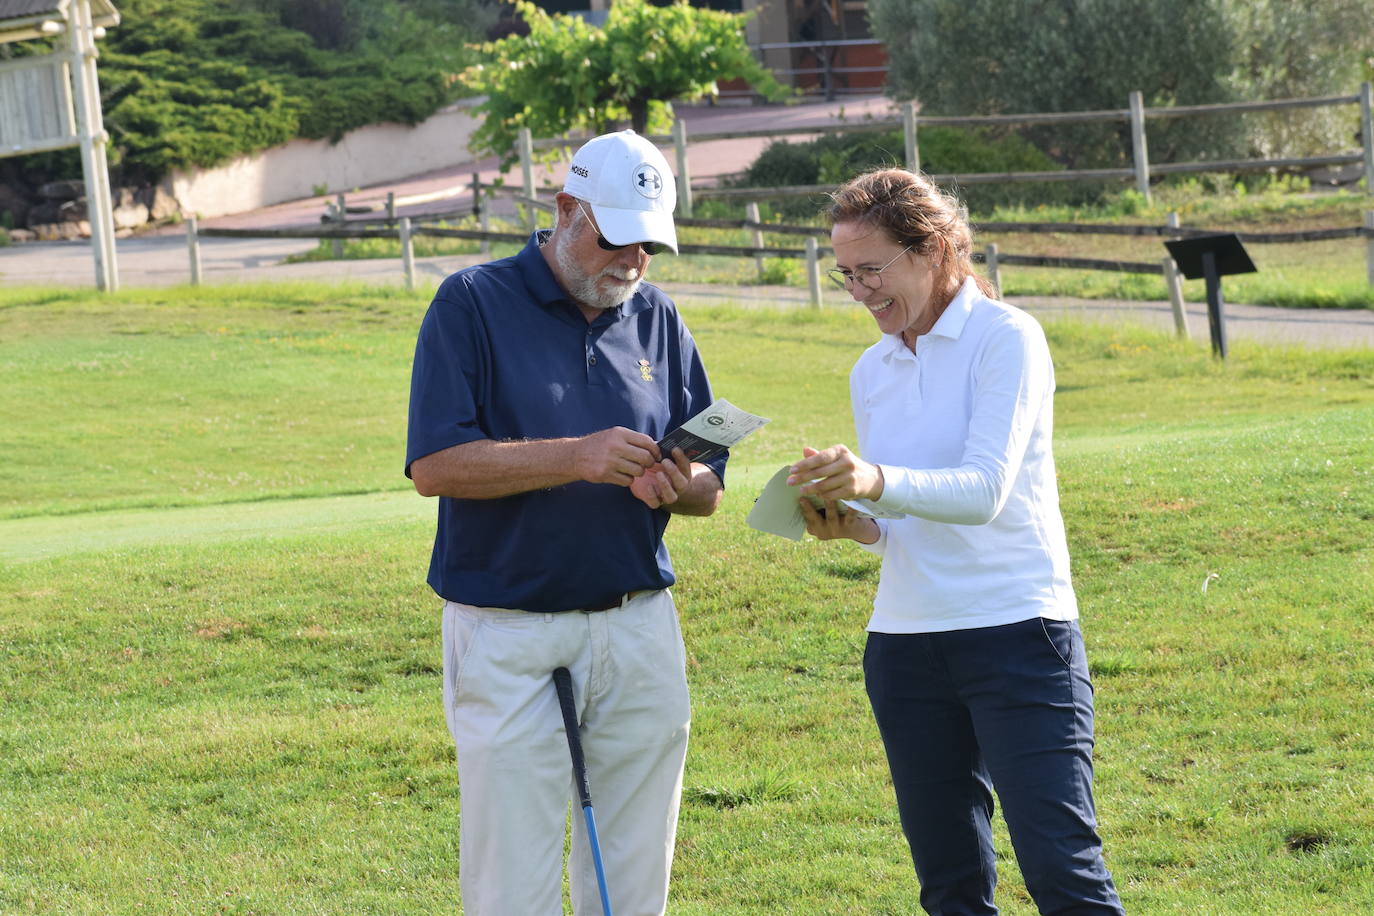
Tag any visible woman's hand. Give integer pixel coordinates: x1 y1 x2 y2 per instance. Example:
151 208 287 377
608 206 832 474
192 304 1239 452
788 445 885 503
798 496 880 544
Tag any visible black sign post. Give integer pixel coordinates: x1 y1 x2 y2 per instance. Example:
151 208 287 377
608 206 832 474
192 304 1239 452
1163 233 1257 359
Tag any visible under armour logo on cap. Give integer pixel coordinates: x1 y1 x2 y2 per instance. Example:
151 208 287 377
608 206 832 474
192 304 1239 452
634 164 664 199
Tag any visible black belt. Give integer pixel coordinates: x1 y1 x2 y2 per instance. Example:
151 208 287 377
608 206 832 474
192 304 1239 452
580 590 651 613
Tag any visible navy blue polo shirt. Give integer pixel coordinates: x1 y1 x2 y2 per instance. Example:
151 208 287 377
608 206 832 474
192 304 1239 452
405 231 727 613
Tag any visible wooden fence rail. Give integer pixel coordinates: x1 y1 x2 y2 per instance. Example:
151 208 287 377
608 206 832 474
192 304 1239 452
527 94 1358 147
196 208 1374 321
351 196 1374 249
321 87 1371 233
517 83 1374 216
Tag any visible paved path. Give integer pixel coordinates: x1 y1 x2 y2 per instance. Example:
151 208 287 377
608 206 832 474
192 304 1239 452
1008 295 1374 350
2 94 1372 349
4 232 1371 349
5 233 1374 349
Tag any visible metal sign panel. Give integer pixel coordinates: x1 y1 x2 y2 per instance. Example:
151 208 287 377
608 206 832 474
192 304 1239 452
0 54 76 157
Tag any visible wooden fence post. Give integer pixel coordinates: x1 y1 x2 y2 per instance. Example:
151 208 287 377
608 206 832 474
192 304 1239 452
747 201 765 280
1129 90 1150 202
1162 258 1189 339
984 243 1001 295
400 217 415 292
332 192 346 259
475 173 490 257
673 119 693 218
1164 211 1189 338
805 237 822 309
519 127 536 232
186 215 202 287
1365 210 1374 288
1361 82 1373 194
903 100 920 173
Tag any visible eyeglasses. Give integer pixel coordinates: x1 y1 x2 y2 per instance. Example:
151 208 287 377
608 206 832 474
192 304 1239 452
827 246 913 290
577 202 670 256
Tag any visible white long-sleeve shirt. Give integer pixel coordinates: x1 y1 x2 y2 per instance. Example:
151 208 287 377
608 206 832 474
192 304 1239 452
855 277 1078 633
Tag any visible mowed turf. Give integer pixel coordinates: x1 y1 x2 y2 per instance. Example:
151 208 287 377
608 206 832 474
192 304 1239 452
2 283 1373 914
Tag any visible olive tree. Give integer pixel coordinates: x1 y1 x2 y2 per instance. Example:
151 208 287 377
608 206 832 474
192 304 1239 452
869 0 1373 168
461 0 786 164
867 0 1239 168
1220 0 1374 158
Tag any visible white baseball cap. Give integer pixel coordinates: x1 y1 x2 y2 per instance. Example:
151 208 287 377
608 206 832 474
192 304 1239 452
563 129 678 254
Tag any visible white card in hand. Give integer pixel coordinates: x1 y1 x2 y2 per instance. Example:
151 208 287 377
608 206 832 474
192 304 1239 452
746 465 904 541
745 466 809 541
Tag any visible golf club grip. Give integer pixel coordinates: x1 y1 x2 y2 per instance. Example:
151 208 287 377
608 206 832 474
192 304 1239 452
552 667 594 809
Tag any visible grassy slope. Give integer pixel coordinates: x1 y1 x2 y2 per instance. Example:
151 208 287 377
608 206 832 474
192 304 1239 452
1 284 1372 913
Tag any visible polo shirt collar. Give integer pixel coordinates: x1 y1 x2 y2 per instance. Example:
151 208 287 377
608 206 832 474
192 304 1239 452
928 275 978 340
877 275 980 360
516 230 655 320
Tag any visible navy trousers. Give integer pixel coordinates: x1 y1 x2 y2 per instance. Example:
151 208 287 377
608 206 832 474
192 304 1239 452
864 617 1124 916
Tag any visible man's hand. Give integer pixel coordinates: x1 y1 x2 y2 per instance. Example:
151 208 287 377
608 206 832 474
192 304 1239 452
788 445 884 502
630 447 693 509
574 427 661 486
799 496 881 544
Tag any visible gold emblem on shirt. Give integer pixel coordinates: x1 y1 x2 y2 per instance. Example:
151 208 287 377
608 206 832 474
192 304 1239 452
638 359 654 382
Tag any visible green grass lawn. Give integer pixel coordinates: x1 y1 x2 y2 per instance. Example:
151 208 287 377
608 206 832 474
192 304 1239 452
2 283 1373 914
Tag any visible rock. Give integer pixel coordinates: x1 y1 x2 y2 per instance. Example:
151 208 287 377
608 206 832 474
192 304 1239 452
27 201 65 225
1303 162 1363 188
112 202 150 230
142 184 181 221
0 182 32 227
58 198 88 221
7 228 37 242
30 223 70 241
37 179 84 201
30 220 90 240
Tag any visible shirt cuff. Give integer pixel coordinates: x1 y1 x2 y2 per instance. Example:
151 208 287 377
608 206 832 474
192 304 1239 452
873 463 913 514
857 518 888 555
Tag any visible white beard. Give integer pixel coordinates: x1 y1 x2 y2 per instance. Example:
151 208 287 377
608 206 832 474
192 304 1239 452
553 230 643 310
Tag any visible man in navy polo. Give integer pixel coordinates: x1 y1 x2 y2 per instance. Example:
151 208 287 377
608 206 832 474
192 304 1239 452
405 130 725 916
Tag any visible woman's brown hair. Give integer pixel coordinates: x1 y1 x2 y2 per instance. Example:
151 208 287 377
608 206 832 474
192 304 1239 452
827 168 996 298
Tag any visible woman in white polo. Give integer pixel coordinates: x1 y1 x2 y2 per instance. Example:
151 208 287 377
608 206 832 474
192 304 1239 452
790 169 1124 915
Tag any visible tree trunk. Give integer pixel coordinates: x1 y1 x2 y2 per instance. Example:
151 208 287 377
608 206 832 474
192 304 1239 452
628 97 650 136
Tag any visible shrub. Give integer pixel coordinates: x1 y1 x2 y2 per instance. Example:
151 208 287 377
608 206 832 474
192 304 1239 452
730 126 1104 219
12 0 491 187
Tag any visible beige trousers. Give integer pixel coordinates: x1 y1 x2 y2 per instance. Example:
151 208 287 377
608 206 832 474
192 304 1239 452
442 590 690 916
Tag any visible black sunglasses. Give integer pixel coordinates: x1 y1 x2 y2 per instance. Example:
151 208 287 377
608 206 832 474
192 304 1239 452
577 203 671 256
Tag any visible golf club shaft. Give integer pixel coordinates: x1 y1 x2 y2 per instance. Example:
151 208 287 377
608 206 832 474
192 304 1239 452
552 667 614 916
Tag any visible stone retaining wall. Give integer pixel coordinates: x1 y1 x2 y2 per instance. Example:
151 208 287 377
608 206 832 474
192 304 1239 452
1 97 484 240
165 98 483 219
